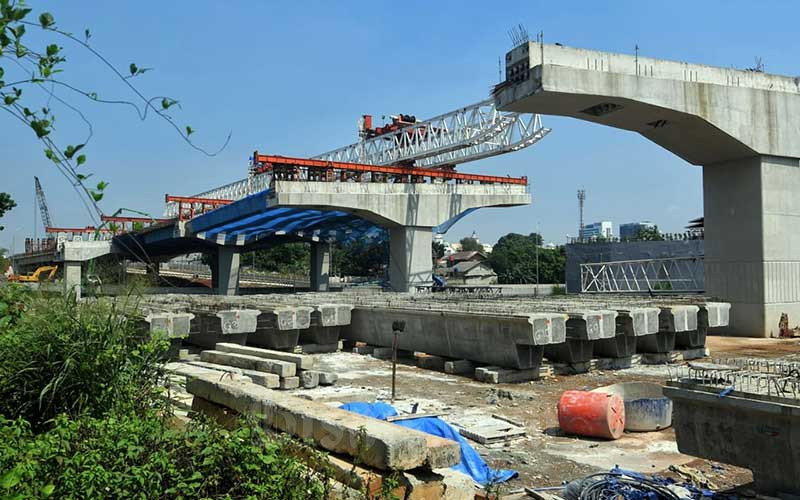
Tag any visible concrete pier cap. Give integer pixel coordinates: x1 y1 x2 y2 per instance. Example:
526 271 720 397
496 41 800 337
268 180 531 292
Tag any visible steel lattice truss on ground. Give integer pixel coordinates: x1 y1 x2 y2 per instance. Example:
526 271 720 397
580 256 704 293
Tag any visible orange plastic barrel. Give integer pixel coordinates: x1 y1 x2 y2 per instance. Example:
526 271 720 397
557 390 625 440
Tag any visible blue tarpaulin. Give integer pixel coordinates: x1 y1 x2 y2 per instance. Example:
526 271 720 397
339 402 517 486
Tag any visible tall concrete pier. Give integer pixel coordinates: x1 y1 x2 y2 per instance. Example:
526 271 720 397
268 180 530 292
495 42 800 337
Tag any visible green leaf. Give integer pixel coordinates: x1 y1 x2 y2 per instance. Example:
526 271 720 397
41 484 55 497
0 467 21 489
91 191 103 202
46 43 59 56
185 125 194 136
96 181 108 191
84 29 91 42
12 7 31 21
129 63 138 76
39 12 55 28
76 154 86 166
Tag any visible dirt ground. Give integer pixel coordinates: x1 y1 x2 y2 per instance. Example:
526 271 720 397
298 335 800 495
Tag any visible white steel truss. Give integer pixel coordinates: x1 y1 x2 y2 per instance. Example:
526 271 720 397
164 99 548 217
313 99 549 168
581 256 704 293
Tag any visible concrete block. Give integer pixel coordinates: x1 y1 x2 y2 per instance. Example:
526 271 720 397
475 366 543 384
415 353 446 371
178 348 190 360
187 361 280 388
279 376 300 390
297 387 375 403
371 347 394 359
299 343 339 354
305 370 338 386
443 359 474 375
300 370 319 389
353 345 375 354
216 342 316 370
199 350 296 377
665 382 800 495
163 362 252 384
185 373 459 470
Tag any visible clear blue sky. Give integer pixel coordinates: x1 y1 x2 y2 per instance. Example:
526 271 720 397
2 0 799 252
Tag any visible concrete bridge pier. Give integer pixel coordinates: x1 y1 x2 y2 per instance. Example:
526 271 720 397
310 242 331 292
389 226 433 292
267 180 530 293
64 261 82 299
705 157 800 337
495 41 800 336
211 247 241 296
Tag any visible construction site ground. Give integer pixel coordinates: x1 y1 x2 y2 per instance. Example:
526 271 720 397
297 335 800 494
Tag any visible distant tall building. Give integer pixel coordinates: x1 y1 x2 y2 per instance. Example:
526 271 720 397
619 221 656 240
581 221 613 240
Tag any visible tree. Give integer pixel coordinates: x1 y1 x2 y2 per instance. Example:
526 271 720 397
459 237 482 252
0 2 227 225
488 232 565 284
250 243 309 275
333 239 387 277
432 240 445 261
636 225 664 241
0 192 16 231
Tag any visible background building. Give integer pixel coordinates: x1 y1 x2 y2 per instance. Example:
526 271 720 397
581 221 613 240
619 221 656 240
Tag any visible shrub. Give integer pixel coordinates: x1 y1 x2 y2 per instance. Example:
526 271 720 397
0 413 328 499
0 283 32 329
0 293 168 430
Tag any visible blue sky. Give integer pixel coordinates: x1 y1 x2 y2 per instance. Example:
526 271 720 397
2 0 799 252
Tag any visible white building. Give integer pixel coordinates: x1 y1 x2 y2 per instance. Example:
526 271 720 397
581 221 613 240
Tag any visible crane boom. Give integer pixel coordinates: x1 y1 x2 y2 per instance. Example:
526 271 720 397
34 176 53 234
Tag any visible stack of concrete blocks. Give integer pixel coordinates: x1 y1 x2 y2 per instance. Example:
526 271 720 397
198 342 338 390
186 372 471 499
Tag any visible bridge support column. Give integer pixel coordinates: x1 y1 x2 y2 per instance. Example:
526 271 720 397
704 155 800 337
64 261 82 299
389 226 432 292
310 242 331 292
213 247 240 296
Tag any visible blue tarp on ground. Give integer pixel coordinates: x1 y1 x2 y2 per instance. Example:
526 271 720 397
339 402 517 486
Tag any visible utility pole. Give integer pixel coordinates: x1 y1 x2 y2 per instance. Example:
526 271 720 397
535 221 540 286
390 320 405 404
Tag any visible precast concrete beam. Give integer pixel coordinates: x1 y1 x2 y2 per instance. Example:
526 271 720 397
545 310 617 364
185 309 260 349
186 373 460 471
343 307 566 369
140 312 195 338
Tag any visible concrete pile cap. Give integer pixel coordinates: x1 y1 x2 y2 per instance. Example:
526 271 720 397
216 342 317 370
186 373 460 470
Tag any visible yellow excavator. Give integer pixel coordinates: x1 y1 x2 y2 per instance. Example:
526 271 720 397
8 265 58 283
